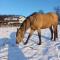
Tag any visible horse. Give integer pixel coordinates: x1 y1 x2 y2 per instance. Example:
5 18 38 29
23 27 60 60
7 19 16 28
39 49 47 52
16 12 58 45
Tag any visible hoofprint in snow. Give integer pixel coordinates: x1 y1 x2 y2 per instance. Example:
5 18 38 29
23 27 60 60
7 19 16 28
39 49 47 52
0 25 60 60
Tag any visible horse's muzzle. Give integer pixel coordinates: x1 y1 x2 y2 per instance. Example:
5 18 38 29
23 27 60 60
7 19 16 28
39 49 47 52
16 40 19 44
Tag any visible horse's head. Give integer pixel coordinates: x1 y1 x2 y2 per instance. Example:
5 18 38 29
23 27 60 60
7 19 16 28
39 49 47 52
16 28 24 44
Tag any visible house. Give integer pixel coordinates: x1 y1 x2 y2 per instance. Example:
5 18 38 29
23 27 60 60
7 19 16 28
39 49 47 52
0 15 26 26
19 16 26 23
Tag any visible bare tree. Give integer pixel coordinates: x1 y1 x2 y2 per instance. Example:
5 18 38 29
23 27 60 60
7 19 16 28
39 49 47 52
54 6 60 23
38 10 44 14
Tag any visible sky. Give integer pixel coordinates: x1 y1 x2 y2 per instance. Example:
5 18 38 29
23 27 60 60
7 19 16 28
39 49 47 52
0 0 60 16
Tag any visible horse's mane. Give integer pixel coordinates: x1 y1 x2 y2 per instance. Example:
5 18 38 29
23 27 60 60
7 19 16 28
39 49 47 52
26 12 38 19
20 21 25 28
20 12 38 28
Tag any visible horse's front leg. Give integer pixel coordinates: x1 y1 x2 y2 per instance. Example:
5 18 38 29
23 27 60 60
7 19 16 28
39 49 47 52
37 30 41 45
24 29 34 45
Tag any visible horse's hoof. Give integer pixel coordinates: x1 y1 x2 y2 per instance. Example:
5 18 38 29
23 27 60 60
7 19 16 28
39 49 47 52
54 39 56 41
24 42 27 45
37 43 41 45
51 38 53 40
54 38 56 41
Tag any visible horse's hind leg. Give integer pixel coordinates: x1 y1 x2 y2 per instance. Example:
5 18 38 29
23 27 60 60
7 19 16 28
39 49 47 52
56 25 58 38
49 26 53 40
24 28 34 45
53 25 58 41
37 30 41 45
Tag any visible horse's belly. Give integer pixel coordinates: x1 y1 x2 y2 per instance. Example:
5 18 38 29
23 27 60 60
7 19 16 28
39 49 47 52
31 22 51 29
41 25 51 29
41 21 52 29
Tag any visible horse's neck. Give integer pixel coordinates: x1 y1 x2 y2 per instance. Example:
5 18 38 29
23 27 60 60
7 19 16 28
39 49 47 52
23 20 30 32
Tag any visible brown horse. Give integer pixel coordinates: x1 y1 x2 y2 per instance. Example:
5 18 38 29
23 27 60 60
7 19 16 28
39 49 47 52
16 12 58 45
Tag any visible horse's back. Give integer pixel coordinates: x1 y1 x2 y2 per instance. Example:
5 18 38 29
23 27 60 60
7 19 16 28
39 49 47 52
30 12 58 29
35 12 58 26
30 14 51 29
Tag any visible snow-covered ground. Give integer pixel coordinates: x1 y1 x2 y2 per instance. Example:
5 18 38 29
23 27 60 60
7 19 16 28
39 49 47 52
0 25 60 60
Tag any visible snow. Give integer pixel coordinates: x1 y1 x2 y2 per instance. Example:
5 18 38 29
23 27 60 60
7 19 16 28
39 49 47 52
0 25 60 60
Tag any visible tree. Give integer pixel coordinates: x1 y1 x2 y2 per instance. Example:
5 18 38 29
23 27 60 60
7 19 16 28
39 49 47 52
38 10 44 14
54 6 60 23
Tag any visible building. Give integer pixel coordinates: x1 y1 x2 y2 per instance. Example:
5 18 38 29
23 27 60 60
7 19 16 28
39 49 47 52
19 16 26 23
0 15 26 26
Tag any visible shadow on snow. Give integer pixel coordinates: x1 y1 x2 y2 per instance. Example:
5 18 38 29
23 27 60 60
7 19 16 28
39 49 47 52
0 32 27 60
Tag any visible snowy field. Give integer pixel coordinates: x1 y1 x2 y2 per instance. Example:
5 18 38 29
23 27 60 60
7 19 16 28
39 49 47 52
0 25 60 60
